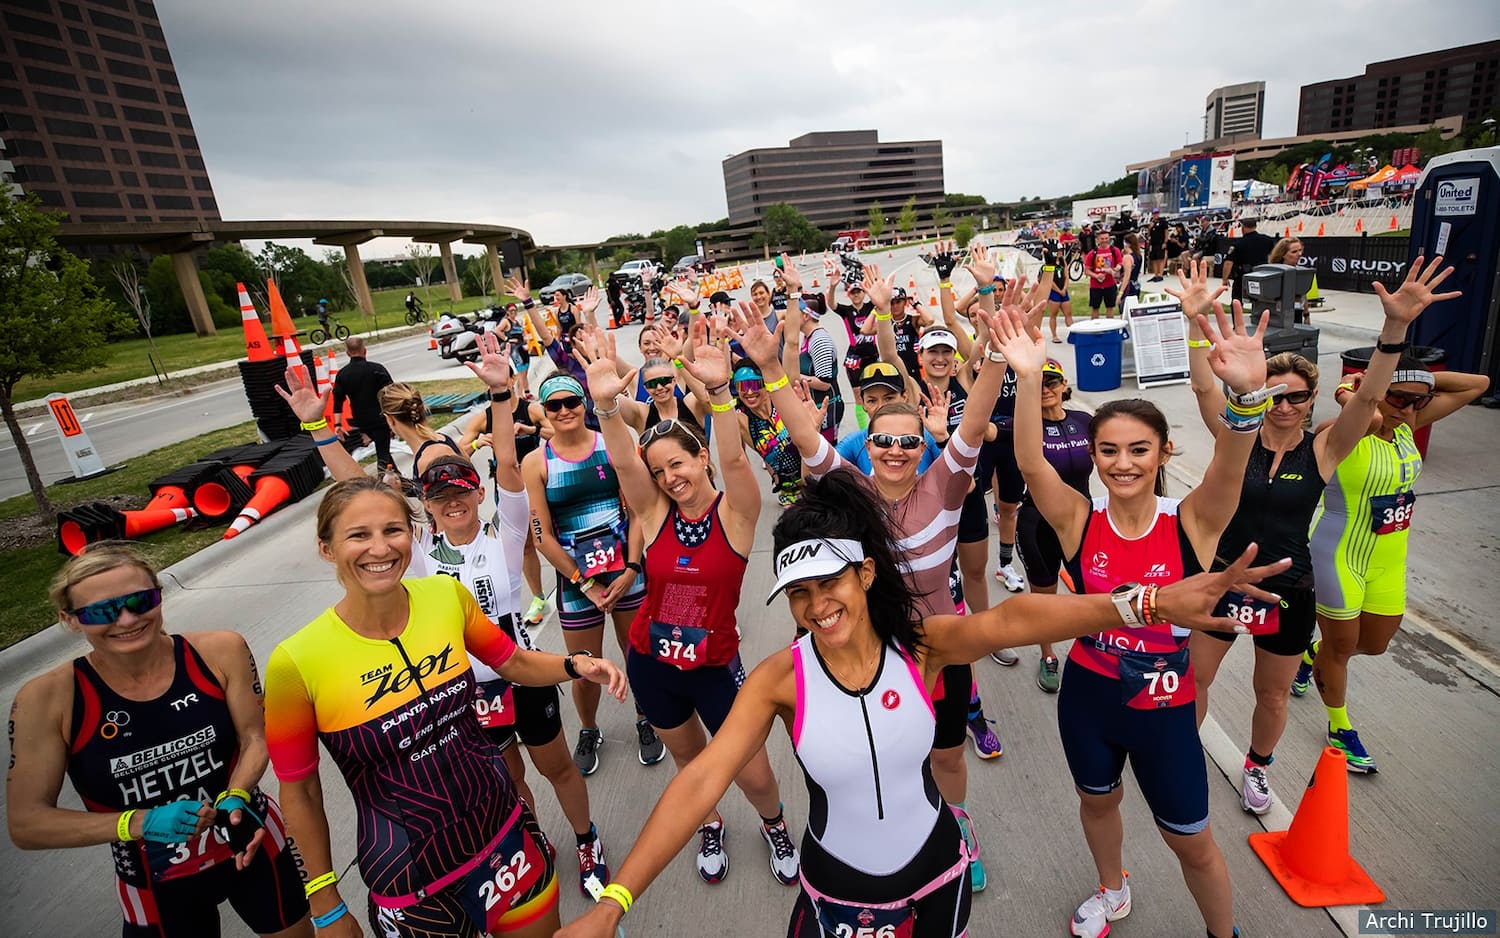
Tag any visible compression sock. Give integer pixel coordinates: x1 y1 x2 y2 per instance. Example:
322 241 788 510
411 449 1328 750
1302 639 1319 666
760 804 785 828
967 681 984 722
1246 748 1274 768
1327 705 1353 732
997 541 1015 566
576 824 598 846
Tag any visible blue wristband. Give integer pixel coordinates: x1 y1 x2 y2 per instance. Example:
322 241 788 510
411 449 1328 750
976 284 996 296
312 902 349 929
314 436 339 447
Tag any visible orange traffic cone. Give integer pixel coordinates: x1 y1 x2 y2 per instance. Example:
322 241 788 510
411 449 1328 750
427 327 437 351
1296 220 1303 232
325 351 340 423
1284 227 1290 238
607 308 617 329
1389 215 1398 230
1248 746 1385 907
236 283 274 362
1355 217 1364 233
223 475 291 540
1317 222 1325 236
265 279 302 354
928 292 938 307
144 486 191 512
313 354 328 397
907 277 917 291
811 277 820 288
121 507 195 539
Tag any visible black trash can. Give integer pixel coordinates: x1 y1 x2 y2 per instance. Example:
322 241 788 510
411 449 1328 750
1339 345 1447 458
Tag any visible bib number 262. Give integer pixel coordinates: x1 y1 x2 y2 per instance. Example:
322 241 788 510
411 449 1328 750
477 849 533 912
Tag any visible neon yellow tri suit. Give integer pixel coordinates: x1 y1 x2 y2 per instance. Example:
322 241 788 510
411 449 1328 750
1310 423 1422 620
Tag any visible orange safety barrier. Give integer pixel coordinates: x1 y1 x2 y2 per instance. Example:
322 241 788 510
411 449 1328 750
236 282 274 362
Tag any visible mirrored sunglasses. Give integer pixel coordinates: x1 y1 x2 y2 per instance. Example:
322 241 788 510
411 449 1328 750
736 380 765 395
420 462 482 496
1384 390 1433 411
69 587 163 626
868 432 924 451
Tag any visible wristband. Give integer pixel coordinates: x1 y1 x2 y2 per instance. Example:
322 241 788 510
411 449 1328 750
312 902 349 929
706 382 730 396
1336 382 1356 394
599 882 634 914
215 788 252 808
489 390 512 403
594 397 623 420
314 436 339 447
673 359 685 369
117 809 137 842
305 871 338 899
1375 339 1409 354
624 560 643 575
1042 265 1056 273
569 569 584 584
709 400 735 413
523 298 535 309
299 418 328 432
939 281 953 290
763 375 789 394
1225 396 1272 417
1187 339 1212 349
471 440 483 452
976 284 996 296
580 578 598 595
563 650 593 681
875 312 892 321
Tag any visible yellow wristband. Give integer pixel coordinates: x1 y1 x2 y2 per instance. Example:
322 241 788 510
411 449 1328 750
117 809 136 842
875 312 892 321
215 788 252 807
763 375 789 394
305 871 338 899
1336 382 1356 393
598 882 634 914
939 281 953 290
709 400 735 413
1187 339 1212 349
673 359 685 369
299 418 329 432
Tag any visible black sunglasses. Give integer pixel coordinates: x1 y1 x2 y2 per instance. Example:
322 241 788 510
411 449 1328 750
868 432 924 451
69 587 163 626
1042 375 1066 388
643 375 676 390
1384 389 1434 411
420 462 482 495
1270 389 1314 406
543 395 585 414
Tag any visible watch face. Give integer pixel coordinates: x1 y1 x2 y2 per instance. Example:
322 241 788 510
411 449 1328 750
1111 582 1142 596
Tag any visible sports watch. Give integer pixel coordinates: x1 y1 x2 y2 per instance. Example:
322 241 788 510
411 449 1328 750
1110 582 1145 628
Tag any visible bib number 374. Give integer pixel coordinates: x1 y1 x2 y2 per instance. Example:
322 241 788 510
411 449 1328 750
649 620 708 670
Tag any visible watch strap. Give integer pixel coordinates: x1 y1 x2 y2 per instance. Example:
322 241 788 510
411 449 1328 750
1375 339 1410 355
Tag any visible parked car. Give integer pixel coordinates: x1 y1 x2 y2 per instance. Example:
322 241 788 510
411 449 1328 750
670 254 715 277
538 272 593 305
606 259 661 324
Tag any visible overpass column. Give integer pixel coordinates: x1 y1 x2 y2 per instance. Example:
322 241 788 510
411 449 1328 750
314 229 383 318
171 251 217 337
438 241 462 302
486 243 504 292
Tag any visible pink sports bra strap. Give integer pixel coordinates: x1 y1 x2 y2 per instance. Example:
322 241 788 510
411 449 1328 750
368 800 523 909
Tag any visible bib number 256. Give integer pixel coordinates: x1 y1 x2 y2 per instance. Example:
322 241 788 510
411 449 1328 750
834 926 899 938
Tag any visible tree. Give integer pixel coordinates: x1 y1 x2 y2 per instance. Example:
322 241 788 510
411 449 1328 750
111 259 166 381
659 225 698 262
0 195 130 522
761 203 826 254
945 193 989 208
867 202 886 241
953 220 977 249
406 243 438 306
931 204 952 234
462 251 494 300
897 197 918 238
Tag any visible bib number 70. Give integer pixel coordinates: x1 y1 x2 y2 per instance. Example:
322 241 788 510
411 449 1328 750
1142 670 1180 695
477 849 533 911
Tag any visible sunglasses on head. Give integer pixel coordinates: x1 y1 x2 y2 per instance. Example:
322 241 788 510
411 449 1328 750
1270 389 1314 406
69 587 163 626
543 394 585 413
644 375 676 390
640 418 701 448
1384 389 1434 411
868 432 924 451
421 462 481 495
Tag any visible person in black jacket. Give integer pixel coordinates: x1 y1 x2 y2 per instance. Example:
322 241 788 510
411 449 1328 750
331 336 395 471
1221 217 1276 302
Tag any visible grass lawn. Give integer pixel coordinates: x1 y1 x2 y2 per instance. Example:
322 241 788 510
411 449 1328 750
0 379 483 649
14 287 516 401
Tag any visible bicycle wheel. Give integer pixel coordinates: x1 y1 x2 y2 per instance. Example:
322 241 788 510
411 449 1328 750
309 328 328 345
334 324 351 340
1068 258 1084 283
405 310 420 325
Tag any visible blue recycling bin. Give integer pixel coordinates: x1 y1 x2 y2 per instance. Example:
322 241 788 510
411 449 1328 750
1068 319 1129 391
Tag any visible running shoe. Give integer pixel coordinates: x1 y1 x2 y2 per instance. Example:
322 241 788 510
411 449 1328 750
1240 764 1273 815
636 717 665 766
995 563 1026 593
969 855 988 893
1069 873 1131 938
573 726 602 776
696 822 728 884
1328 726 1378 773
967 716 1003 759
759 817 800 886
990 647 1020 666
576 825 610 898
1290 642 1317 698
1038 655 1061 694
523 594 552 626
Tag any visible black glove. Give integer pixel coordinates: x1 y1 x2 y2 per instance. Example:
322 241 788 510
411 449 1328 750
929 250 958 280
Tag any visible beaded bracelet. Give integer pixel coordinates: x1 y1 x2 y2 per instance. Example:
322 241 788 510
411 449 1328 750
599 882 634 914
304 871 338 899
299 418 328 432
763 375 789 394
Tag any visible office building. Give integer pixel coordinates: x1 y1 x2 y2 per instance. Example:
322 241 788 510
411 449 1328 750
0 0 220 226
723 130 944 228
1297 41 1500 136
1204 81 1265 142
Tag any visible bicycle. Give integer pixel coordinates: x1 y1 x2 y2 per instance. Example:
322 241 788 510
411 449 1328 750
309 316 351 345
405 306 429 325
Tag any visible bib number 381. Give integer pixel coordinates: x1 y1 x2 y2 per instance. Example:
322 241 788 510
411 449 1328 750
1213 591 1281 636
649 620 708 670
1370 491 1417 535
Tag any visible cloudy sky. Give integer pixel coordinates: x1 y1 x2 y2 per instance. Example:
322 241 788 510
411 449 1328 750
159 0 1498 254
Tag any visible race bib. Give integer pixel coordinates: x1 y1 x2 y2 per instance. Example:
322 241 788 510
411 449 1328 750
150 822 233 882
1370 492 1416 535
474 679 516 730
459 819 548 933
1118 648 1194 710
650 620 708 670
815 899 916 938
1213 591 1280 636
571 533 624 579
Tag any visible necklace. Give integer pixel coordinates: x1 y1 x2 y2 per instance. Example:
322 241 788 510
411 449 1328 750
824 643 882 691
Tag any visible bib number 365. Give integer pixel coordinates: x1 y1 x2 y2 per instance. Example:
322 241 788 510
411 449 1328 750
1370 491 1417 535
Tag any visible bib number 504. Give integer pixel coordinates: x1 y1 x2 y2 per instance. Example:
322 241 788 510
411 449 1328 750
478 850 533 911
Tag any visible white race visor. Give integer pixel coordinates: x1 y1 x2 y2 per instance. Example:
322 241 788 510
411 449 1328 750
765 538 866 604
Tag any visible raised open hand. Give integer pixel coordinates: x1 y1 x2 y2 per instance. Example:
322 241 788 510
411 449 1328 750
275 363 330 424
964 241 996 287
1164 257 1227 321
683 316 732 389
1197 300 1269 396
861 263 893 309
729 299 782 368
984 308 1046 376
463 330 513 390
579 286 601 316
920 387 951 438
793 378 829 427
504 273 530 302
778 255 803 292
582 339 633 405
929 239 959 280
1155 543 1293 632
1373 253 1460 326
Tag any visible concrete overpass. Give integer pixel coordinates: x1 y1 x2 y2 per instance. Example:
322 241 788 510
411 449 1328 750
55 219 535 336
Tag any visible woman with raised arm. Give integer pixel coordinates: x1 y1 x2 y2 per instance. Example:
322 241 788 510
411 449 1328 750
993 295 1270 938
730 278 1013 895
376 382 464 490
1298 264 1485 773
582 320 801 889
280 334 617 899
553 473 1288 938
1173 256 1454 801
8 545 310 938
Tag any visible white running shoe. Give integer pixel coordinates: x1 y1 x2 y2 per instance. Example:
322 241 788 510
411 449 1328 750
759 819 799 886
1069 873 1131 938
696 822 728 884
989 647 1020 666
1241 764 1273 815
996 563 1025 593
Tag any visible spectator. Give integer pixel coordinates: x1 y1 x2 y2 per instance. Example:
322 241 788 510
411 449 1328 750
331 336 395 472
1221 216 1276 302
1083 232 1124 319
1147 210 1168 281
